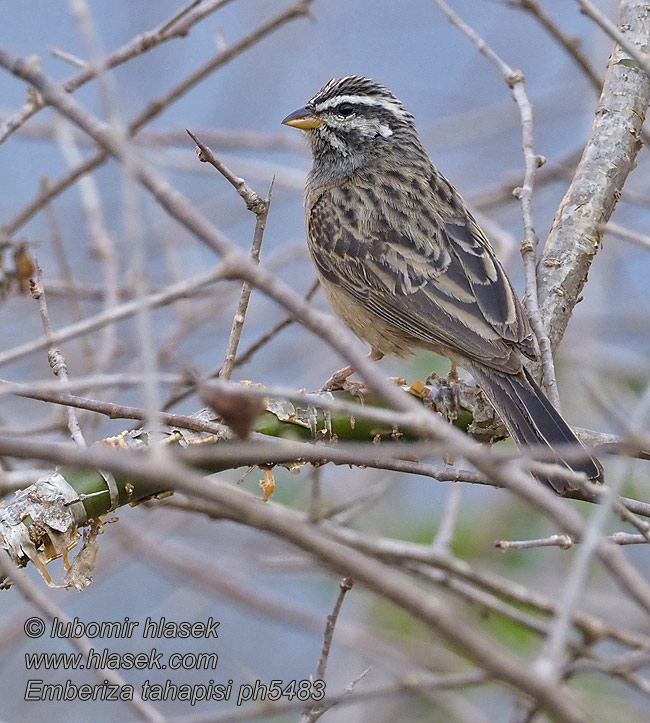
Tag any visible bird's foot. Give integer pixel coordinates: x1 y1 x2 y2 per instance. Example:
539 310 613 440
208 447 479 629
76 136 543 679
320 364 355 392
425 370 460 424
341 379 370 401
320 350 384 392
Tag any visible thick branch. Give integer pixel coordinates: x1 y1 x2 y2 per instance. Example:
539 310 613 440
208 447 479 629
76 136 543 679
537 0 650 349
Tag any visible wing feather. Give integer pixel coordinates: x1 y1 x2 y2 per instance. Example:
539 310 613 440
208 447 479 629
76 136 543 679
307 171 536 373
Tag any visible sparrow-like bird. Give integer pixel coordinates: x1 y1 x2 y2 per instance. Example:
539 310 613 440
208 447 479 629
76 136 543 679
282 76 602 492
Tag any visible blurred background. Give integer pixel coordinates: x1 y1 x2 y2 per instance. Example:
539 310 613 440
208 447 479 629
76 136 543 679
1 1 649 721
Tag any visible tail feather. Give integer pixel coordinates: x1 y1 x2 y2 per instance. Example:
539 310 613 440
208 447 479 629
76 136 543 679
468 365 603 493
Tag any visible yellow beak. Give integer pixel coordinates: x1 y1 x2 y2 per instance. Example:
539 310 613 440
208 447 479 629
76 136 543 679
281 106 322 130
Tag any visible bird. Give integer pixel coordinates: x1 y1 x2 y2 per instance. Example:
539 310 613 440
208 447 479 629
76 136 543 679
281 75 602 492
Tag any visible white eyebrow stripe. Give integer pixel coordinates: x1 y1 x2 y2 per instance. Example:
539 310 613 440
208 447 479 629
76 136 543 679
311 94 409 118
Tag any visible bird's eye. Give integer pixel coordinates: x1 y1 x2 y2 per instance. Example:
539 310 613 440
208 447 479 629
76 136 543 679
337 103 355 117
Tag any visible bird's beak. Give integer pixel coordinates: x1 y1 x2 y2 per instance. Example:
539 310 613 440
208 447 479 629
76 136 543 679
281 106 322 130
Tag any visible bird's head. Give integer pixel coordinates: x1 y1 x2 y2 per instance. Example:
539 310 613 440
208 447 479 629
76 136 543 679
282 76 420 182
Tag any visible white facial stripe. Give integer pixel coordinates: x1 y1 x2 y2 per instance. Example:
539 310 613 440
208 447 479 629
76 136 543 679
311 93 409 120
325 115 395 142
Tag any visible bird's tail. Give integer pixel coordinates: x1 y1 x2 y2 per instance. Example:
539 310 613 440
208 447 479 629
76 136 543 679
468 365 603 493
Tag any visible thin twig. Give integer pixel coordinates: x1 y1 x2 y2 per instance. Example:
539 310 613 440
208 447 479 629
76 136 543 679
0 549 164 722
156 0 203 36
302 666 370 723
0 264 226 369
1 0 313 237
2 117 307 153
509 0 604 92
495 533 574 551
53 115 119 370
496 531 650 550
162 278 320 409
3 151 106 236
41 176 96 367
514 0 650 150
327 481 392 525
308 464 323 522
430 0 560 405
534 378 650 679
432 483 464 553
49 45 87 68
30 263 86 446
169 669 486 723
188 130 274 381
187 128 269 214
5 377 228 436
604 221 650 250
576 0 650 79
613 497 650 545
301 577 355 722
468 146 583 211
0 0 235 145
154 243 308 366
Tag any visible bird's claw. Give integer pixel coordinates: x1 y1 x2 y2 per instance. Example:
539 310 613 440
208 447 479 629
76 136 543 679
320 365 355 392
425 371 460 424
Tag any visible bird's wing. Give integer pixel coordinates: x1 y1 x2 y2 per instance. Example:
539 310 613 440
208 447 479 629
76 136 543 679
307 175 534 373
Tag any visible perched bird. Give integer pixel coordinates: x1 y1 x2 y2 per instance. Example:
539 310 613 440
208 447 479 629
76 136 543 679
282 76 602 492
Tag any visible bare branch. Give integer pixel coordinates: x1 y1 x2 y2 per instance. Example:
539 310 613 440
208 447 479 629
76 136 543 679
301 577 355 722
509 0 604 92
30 263 86 446
0 265 226 368
0 444 591 722
187 131 275 381
538 0 650 350
0 0 235 145
495 534 574 551
0 549 164 721
432 483 464 553
162 278 320 410
1 0 313 237
577 0 650 79
430 0 559 402
496 531 650 549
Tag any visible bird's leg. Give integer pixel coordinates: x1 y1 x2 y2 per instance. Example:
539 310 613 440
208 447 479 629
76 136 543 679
320 349 384 392
425 362 460 466
320 364 354 392
443 362 459 466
